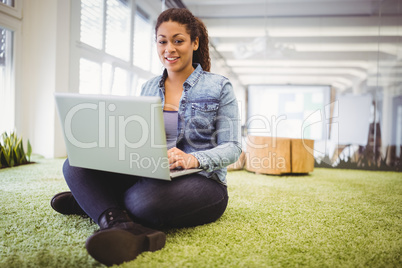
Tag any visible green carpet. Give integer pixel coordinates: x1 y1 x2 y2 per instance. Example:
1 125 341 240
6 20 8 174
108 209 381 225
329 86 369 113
1 157 401 268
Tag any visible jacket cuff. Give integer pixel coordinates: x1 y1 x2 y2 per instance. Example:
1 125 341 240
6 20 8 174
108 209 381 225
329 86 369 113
190 152 209 170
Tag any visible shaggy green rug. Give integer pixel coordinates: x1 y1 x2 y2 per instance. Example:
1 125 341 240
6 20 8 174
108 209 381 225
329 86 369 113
0 156 401 268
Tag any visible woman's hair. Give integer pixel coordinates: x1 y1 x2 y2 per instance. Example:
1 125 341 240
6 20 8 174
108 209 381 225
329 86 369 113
155 8 211 72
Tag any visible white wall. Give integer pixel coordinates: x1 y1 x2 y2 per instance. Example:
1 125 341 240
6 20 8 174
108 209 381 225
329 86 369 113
17 0 70 158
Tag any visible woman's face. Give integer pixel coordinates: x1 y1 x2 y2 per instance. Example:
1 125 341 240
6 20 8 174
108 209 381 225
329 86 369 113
156 20 199 75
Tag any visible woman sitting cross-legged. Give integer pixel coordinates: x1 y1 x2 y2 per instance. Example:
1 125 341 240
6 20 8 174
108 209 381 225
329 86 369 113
50 7 241 266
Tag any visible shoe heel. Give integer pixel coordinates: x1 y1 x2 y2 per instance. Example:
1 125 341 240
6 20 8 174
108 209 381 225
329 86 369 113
86 229 146 266
146 231 166 252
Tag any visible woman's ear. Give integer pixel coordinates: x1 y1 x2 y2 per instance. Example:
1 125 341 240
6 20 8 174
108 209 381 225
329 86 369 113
193 37 199 51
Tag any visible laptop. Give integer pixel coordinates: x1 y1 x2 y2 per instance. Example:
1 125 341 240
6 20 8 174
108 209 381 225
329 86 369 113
54 93 202 181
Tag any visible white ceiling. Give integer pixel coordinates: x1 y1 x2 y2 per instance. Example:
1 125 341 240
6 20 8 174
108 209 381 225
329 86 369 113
180 0 402 93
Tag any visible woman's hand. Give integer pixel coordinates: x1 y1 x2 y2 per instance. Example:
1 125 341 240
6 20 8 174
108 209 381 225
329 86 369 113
168 147 200 170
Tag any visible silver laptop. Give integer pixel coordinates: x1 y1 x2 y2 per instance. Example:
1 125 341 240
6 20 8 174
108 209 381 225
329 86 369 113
55 93 202 180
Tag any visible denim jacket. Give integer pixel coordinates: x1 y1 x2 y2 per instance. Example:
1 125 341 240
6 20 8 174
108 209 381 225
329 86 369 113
141 64 242 185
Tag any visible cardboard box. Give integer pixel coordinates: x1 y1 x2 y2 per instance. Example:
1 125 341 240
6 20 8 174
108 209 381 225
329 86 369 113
245 136 315 175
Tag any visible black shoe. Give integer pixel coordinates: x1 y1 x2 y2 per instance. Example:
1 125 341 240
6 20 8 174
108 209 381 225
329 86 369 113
85 208 166 266
50 191 87 216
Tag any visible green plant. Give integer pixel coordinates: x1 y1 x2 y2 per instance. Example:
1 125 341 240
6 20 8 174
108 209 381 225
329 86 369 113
0 131 32 169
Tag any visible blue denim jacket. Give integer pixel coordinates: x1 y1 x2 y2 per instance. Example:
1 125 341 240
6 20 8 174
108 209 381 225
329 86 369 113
141 64 242 185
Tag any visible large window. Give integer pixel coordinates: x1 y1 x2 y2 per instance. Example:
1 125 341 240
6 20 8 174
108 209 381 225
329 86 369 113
73 0 160 96
247 85 331 140
0 27 14 133
247 85 331 159
0 0 21 134
133 7 152 70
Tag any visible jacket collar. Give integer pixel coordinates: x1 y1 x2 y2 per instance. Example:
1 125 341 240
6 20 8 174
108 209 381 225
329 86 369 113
158 63 203 89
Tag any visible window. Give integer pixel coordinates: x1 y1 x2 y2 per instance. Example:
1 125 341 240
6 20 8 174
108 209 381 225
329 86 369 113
0 0 21 19
0 0 21 133
1 0 14 7
73 0 160 96
0 26 14 133
133 6 162 73
105 0 131 61
133 7 152 71
247 85 332 159
79 58 101 94
80 0 103 50
247 85 331 140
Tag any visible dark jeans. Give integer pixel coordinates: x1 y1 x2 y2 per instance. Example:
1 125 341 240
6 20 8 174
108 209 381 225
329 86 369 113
62 159 228 228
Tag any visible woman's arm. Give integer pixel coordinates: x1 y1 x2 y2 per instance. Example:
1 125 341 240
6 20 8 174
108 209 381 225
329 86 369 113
190 81 242 172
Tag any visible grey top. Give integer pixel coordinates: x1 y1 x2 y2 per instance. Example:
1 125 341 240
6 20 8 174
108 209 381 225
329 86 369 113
163 110 178 150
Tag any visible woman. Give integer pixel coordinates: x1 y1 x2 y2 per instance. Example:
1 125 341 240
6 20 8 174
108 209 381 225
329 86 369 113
51 8 241 266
